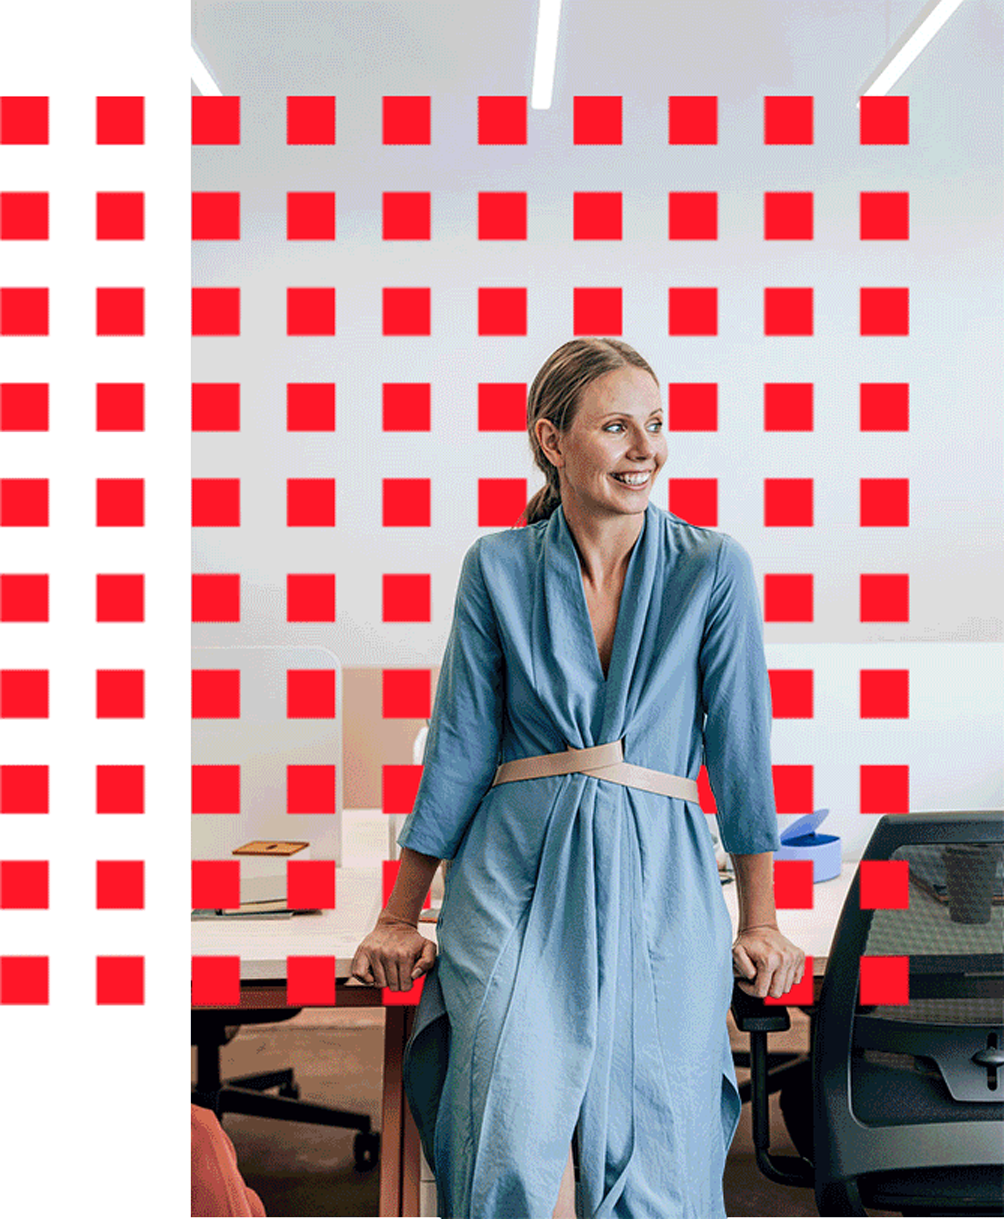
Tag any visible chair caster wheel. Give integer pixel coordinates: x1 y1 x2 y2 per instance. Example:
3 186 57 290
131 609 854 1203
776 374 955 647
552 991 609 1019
354 1131 380 1171
278 1082 300 1099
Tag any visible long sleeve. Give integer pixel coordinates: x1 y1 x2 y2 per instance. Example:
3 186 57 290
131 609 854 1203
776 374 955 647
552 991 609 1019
698 533 781 855
396 537 505 861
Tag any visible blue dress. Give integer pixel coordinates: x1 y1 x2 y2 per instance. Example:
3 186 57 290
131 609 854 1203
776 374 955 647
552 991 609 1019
396 501 781 1218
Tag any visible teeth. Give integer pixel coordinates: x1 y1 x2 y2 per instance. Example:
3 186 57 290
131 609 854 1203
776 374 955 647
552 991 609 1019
612 472 650 486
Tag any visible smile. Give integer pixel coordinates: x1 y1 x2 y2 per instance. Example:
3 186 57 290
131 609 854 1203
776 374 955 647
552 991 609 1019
610 471 651 487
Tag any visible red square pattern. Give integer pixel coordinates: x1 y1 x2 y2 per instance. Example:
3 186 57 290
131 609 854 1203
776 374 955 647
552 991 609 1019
669 193 717 240
860 96 908 144
764 96 813 144
97 383 144 432
383 575 430 623
861 479 909 526
383 288 430 336
1 479 49 526
773 766 814 816
287 479 335 527
860 383 909 432
573 96 622 144
97 765 144 815
287 670 336 719
764 575 813 623
192 574 240 623
287 574 335 622
287 957 337 1006
764 192 813 240
96 193 144 240
0 860 48 908
764 479 813 526
288 193 335 240
192 288 240 336
573 288 621 336
192 97 239 145
0 287 49 335
773 859 814 909
1 96 48 144
96 97 144 145
384 193 429 240
383 383 430 431
765 288 813 336
1 192 49 240
1 957 49 1004
191 670 241 719
0 671 49 718
1 574 49 622
287 383 334 431
669 288 716 336
96 287 144 336
96 574 144 622
574 193 621 240
382 765 422 814
1 383 49 431
479 479 527 527
765 383 813 432
192 860 241 909
384 974 424 1006
860 288 909 336
668 384 717 432
478 384 526 431
861 575 909 623
669 96 717 144
383 96 430 144
478 193 526 240
288 860 335 909
860 670 909 718
383 670 431 719
192 479 240 527
287 96 335 145
762 959 814 1006
288 765 336 815
192 765 240 815
861 765 910 814
668 481 717 527
192 192 240 240
768 670 814 718
96 479 144 526
478 288 526 336
287 287 335 336
382 859 431 909
96 860 144 909
859 956 909 1005
860 859 910 910
1 765 50 814
96 670 144 719
192 955 241 1006
192 383 240 432
860 192 909 240
478 96 526 144
384 480 430 527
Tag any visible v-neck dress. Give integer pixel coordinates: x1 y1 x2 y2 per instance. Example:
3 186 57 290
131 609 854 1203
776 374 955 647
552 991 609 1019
396 501 781 1218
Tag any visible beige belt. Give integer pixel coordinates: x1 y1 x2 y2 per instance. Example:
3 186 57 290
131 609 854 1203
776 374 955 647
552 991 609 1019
491 739 700 803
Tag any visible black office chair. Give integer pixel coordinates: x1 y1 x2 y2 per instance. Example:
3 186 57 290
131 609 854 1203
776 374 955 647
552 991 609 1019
191 1007 381 1171
731 810 1004 1217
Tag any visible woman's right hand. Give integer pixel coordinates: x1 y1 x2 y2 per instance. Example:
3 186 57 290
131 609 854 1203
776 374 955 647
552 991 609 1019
350 915 438 991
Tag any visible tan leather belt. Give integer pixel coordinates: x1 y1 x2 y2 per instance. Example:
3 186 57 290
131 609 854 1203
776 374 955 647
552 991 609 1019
491 739 700 803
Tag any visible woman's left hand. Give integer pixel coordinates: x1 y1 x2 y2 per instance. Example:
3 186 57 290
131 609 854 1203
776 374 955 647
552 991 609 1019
732 924 806 999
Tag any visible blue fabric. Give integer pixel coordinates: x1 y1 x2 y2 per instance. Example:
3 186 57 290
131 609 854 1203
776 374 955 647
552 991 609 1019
397 501 781 1218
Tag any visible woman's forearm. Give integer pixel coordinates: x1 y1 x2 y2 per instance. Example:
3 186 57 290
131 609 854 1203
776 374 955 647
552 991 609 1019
730 851 778 932
378 846 442 928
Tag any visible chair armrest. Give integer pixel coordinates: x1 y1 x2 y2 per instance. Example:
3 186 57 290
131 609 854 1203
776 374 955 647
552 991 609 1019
730 980 792 1033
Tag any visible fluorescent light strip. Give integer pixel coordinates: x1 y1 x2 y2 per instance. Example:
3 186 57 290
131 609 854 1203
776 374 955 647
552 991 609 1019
531 0 563 110
191 41 223 97
858 0 966 103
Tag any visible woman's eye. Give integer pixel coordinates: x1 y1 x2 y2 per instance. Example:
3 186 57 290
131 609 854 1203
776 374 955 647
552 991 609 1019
603 421 662 433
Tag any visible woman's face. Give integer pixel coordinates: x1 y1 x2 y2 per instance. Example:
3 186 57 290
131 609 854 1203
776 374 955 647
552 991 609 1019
537 364 667 520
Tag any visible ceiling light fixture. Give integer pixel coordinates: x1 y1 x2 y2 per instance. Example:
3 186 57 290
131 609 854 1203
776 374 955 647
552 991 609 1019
531 0 563 110
858 0 967 104
191 40 223 97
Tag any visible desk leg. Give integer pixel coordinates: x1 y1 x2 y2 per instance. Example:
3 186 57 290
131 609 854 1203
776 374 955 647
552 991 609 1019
380 1006 419 1217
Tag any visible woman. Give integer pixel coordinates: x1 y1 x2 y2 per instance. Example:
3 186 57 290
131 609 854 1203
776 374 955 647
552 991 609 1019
351 337 806 1218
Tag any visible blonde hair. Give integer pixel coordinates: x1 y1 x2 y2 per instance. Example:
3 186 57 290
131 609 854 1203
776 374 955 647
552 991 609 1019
517 338 660 527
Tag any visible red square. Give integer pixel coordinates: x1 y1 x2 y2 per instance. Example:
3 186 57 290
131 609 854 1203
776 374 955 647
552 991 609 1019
383 287 430 336
669 96 717 145
287 383 335 432
287 193 335 240
860 96 908 145
383 574 431 623
1 670 49 718
382 859 432 910
478 383 526 431
478 287 527 336
383 383 430 431
96 96 144 145
478 96 526 144
764 96 813 144
1 956 49 1004
287 479 335 527
96 670 144 719
669 288 717 336
764 192 813 240
860 669 909 718
478 192 526 241
860 383 908 432
1 765 49 814
774 859 814 909
0 287 49 336
192 574 240 623
860 192 909 240
287 956 337 1005
859 955 909 1005
768 670 813 718
668 480 717 527
1 97 48 145
96 478 144 527
383 192 430 240
1 574 48 622
192 764 240 815
383 974 424 1006
192 192 240 240
668 384 717 431
192 96 240 145
1 192 49 240
764 574 814 623
1 479 48 526
96 287 144 336
192 860 240 909
762 959 814 1006
382 765 422 814
383 669 431 718
859 859 910 910
764 288 813 336
0 860 48 908
97 383 144 432
573 193 621 240
772 766 814 816
860 287 909 336
860 478 909 526
287 669 336 719
192 479 240 527
860 765 910 815
96 574 144 622
287 287 335 336
96 193 144 241
860 574 909 623
192 288 240 337
288 860 335 909
478 479 528 527
96 859 144 909
192 670 240 719
1 383 48 431
192 955 240 1006
286 96 335 145
573 287 622 336
764 383 813 432
191 383 240 432
383 479 431 526
287 765 336 815
764 479 813 526
383 96 430 144
573 96 622 144
96 765 144 815
286 573 335 622
669 192 717 240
